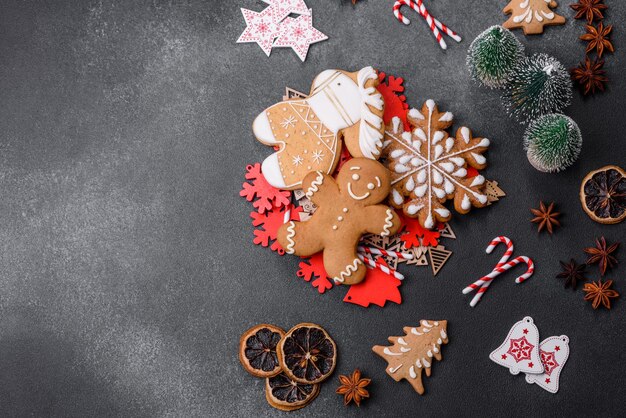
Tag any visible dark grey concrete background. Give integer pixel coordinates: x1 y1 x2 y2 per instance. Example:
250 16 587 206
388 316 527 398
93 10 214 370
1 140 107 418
0 0 624 416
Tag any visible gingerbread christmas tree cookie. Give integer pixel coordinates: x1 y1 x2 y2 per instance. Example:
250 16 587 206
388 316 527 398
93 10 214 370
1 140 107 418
381 100 490 229
373 320 448 395
503 0 566 35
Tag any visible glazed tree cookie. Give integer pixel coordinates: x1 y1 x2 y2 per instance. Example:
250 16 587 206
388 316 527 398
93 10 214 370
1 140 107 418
252 66 385 190
277 158 401 285
372 320 449 395
503 0 566 35
382 100 490 229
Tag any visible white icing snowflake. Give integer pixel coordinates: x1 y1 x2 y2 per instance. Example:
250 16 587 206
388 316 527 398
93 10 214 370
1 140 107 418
292 155 304 166
312 149 325 164
281 115 297 128
382 100 490 229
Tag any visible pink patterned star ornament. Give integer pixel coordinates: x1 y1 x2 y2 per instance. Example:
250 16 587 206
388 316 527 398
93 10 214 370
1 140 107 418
273 10 328 62
262 0 311 22
237 8 280 56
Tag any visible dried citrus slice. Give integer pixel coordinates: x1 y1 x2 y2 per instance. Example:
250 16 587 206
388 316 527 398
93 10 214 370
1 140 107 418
580 165 626 225
265 372 320 411
239 324 285 378
277 323 337 384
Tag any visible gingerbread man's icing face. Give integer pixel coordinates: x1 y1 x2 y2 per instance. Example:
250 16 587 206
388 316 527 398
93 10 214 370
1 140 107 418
337 159 391 206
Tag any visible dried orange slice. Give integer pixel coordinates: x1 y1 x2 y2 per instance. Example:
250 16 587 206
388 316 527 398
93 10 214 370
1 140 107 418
239 324 284 378
277 323 337 384
580 165 626 225
265 372 320 411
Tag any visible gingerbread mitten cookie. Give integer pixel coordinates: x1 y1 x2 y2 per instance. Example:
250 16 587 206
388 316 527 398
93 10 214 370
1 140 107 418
503 0 566 35
381 100 490 229
252 67 385 190
277 158 400 285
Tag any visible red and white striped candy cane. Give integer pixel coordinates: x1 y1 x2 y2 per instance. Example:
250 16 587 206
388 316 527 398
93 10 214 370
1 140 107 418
358 254 405 281
462 236 534 307
392 0 461 49
357 246 414 260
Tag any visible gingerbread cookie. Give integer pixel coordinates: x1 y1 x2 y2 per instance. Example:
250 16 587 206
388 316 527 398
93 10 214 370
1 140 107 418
503 0 566 35
277 158 401 285
253 67 385 190
381 100 490 229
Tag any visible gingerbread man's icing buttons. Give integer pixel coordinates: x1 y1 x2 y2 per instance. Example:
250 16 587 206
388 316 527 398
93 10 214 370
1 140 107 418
277 158 401 285
252 67 385 190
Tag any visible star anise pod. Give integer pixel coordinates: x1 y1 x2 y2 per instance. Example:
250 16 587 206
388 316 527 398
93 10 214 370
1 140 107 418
556 259 588 290
580 22 614 58
336 369 371 406
570 0 608 24
584 237 619 276
583 279 619 309
530 201 561 234
571 57 607 95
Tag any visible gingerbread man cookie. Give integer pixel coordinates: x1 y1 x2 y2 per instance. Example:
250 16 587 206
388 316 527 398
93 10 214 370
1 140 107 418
503 0 566 35
277 158 401 285
252 67 385 190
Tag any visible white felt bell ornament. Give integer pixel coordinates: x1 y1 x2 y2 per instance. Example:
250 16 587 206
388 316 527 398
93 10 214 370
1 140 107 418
489 316 543 375
525 335 570 394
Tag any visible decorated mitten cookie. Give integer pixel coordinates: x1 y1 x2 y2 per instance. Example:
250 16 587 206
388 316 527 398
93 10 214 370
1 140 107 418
490 316 543 375
277 158 401 285
525 335 570 393
382 100 490 229
253 67 385 190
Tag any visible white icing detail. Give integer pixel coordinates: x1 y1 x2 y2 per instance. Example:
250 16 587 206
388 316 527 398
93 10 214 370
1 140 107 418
409 108 424 119
422 358 431 368
411 328 422 336
253 111 278 145
343 207 348 212
334 258 362 283
439 162 454 172
443 179 454 194
433 170 443 185
261 153 287 189
390 149 405 158
445 137 455 152
461 194 471 210
427 350 433 357
392 116 402 133
450 157 465 166
312 149 324 163
347 182 371 200
423 321 433 327
426 99 435 111
433 187 446 199
375 176 381 187
394 164 410 174
352 173 360 180
415 129 427 141
461 127 470 143
400 347 411 353
423 327 431 333
479 138 490 147
392 189 404 205
412 141 422 150
417 169 427 183
411 157 421 167
470 175 485 187
402 132 413 142
434 322 439 326
477 193 487 204
433 344 439 354
424 214 434 229
433 131 444 144
542 11 554 19
437 338 442 345
292 155 304 166
305 171 325 198
398 337 408 345
472 153 486 165
399 155 412 164
409 366 417 379
349 166 361 170
389 364 403 373
440 329 447 339
415 184 428 197
434 145 444 159
452 168 467 177
407 204 423 215
381 209 394 237
435 208 450 218
383 348 403 356
534 10 543 22
406 176 415 192
285 221 296 254
416 359 422 368
439 111 453 122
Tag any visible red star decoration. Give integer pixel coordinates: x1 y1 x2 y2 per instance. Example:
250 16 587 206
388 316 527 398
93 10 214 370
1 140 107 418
555 346 560 351
528 362 534 368
273 11 328 62
545 378 551 384
540 350 560 376
506 336 535 363
501 354 507 360
523 329 528 334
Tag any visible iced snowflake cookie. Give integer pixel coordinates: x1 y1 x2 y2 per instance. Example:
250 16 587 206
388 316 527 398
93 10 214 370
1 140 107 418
276 158 401 285
252 66 385 190
381 100 490 229
503 0 566 35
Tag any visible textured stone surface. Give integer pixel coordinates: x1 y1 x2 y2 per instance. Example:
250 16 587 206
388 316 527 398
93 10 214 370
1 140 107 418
0 0 623 416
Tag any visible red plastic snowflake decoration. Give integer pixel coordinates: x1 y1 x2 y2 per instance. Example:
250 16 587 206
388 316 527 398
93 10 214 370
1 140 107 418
377 72 409 131
297 253 333 293
241 163 291 214
343 258 402 308
507 336 535 363
398 211 441 249
251 205 302 255
540 350 559 376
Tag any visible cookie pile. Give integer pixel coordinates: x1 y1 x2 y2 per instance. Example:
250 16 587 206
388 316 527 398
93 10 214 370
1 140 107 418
239 323 337 411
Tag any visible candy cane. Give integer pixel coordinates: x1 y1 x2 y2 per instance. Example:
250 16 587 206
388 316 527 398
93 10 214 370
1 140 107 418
358 254 405 281
357 246 414 260
392 0 461 49
462 236 534 307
